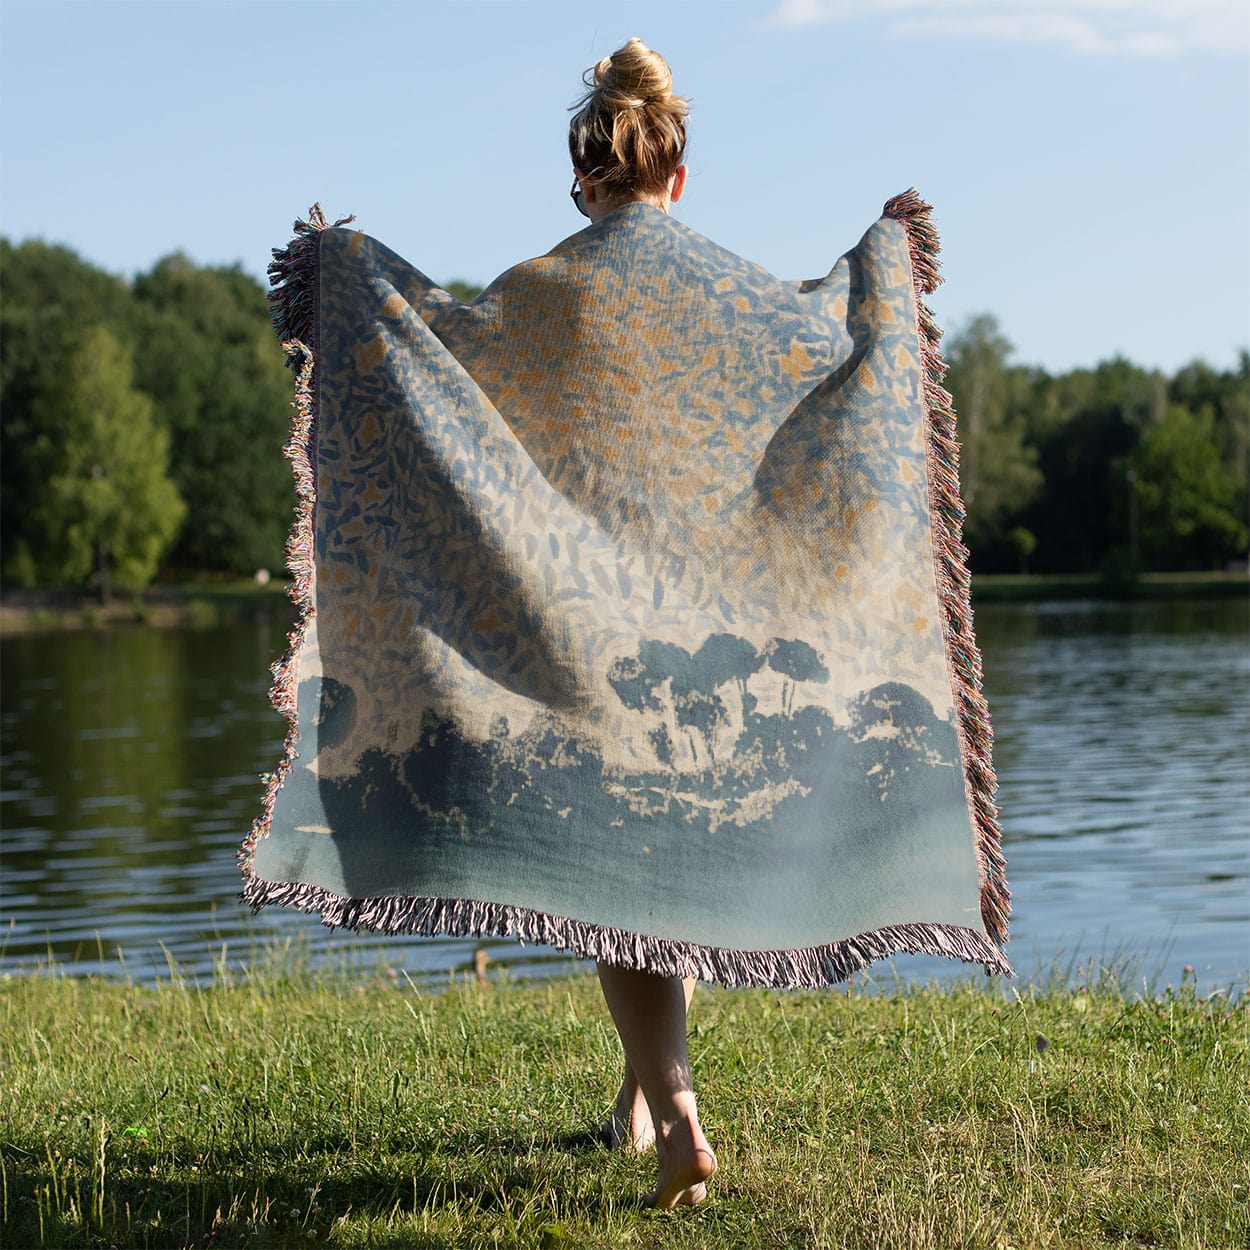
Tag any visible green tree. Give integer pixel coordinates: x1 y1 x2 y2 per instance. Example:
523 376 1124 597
1006 526 1037 574
444 279 483 303
943 315 1043 562
131 256 293 574
1169 353 1250 534
1129 405 1246 570
25 327 185 596
1 239 139 581
1020 357 1163 573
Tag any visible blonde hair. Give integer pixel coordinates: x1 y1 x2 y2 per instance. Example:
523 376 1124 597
568 37 689 198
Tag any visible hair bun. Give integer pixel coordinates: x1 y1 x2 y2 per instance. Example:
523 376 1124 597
595 36 673 108
569 38 689 197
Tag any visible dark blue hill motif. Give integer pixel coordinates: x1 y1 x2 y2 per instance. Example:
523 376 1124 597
302 634 967 934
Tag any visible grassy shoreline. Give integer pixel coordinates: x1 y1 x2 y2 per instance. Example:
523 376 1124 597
0 581 293 634
0 571 1245 634
2 967 1245 1249
969 570 1248 602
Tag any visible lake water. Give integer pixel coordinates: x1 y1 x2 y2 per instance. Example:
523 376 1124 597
2 597 1247 993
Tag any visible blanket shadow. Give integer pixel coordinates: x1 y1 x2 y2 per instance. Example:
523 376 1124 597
4 1125 633 1250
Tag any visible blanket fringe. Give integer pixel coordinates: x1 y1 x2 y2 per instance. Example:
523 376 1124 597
883 188 1011 949
238 205 349 876
266 203 356 363
240 872 1013 988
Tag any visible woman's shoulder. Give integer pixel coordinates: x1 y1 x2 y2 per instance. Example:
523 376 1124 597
526 204 786 301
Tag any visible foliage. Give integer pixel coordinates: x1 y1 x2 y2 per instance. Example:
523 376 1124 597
944 314 1043 555
1 968 1244 1249
445 279 484 303
1006 525 1037 574
131 255 293 575
0 240 139 582
1169 352 1250 539
16 327 184 595
941 317 1249 574
1130 405 1247 569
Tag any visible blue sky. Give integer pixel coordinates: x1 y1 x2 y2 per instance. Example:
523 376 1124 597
2 0 1246 374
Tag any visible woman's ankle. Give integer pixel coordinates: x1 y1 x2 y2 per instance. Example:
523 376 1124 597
648 1089 701 1136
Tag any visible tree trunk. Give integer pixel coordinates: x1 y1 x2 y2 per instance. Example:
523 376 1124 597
97 542 112 606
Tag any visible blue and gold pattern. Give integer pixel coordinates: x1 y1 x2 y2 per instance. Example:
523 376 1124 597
240 196 1011 987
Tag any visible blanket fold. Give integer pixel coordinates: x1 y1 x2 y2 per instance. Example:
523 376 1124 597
239 191 1011 987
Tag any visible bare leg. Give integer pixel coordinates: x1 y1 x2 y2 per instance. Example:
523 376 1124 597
602 1055 655 1151
596 963 717 1208
602 978 696 1152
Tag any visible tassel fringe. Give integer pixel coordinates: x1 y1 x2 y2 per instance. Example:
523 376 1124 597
265 203 355 359
239 197 1013 988
237 205 349 876
883 188 1011 949
241 872 1013 988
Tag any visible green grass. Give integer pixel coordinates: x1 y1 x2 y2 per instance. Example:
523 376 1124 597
1 960 1246 1249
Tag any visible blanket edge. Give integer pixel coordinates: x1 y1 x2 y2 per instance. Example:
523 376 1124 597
237 205 354 884
240 871 1013 987
883 189 1011 948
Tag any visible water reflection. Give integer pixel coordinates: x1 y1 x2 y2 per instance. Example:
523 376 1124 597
2 597 1246 990
971 597 1249 991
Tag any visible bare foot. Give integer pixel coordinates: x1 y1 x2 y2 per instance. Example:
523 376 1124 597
601 1081 655 1151
644 1117 717 1210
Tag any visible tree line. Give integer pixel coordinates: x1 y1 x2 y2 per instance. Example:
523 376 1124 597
1 239 1245 595
945 315 1247 575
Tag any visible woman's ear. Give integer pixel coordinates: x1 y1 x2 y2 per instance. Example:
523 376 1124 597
669 165 688 203
575 169 600 206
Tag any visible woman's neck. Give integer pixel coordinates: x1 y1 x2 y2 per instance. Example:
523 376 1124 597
586 192 669 225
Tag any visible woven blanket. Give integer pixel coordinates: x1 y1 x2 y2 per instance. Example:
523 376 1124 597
239 191 1011 987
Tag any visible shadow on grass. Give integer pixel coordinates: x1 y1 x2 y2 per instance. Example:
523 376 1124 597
3 1126 637 1250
